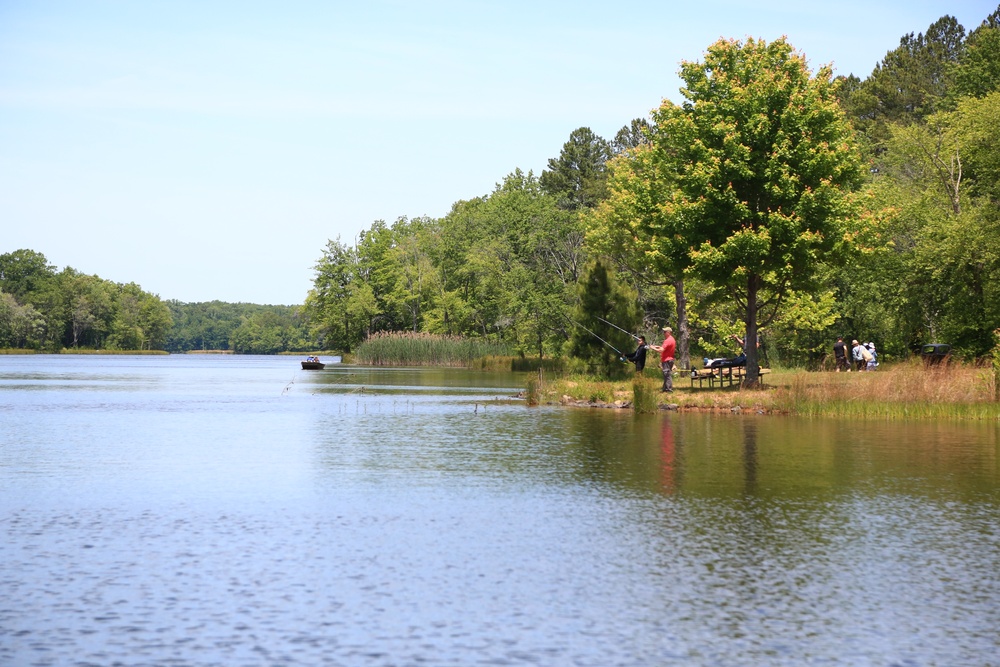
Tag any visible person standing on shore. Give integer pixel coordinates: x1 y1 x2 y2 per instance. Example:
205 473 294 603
624 335 648 373
866 342 878 370
833 337 849 372
650 326 676 393
852 339 866 371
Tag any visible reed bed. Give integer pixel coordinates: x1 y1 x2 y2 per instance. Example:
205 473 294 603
353 332 514 367
771 361 1000 419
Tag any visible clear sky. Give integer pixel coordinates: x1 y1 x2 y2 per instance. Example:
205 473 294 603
2 1 996 305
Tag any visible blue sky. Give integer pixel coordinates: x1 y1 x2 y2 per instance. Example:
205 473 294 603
1 1 996 305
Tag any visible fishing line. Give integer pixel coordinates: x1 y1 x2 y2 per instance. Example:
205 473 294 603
565 315 627 357
597 317 641 341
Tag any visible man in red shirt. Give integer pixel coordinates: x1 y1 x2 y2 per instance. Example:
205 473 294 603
651 326 676 393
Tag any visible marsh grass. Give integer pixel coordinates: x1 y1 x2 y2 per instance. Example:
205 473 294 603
543 360 1000 420
631 376 659 414
771 361 1000 419
524 373 541 406
354 332 514 367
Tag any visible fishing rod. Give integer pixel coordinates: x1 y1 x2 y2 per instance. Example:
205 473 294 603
565 315 627 358
597 317 641 341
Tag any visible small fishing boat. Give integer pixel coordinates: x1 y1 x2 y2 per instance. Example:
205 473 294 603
301 357 325 370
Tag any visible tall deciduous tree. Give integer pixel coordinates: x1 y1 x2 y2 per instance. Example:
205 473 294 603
0 249 55 303
649 37 863 385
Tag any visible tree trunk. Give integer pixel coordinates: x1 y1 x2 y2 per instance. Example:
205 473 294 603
743 274 761 388
673 278 690 370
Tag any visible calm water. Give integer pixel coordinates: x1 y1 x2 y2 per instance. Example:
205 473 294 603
1 355 998 666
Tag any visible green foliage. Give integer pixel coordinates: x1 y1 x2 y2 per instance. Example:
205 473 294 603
307 171 584 360
0 291 45 349
0 249 55 303
766 289 839 367
568 259 640 377
839 87 1000 359
167 301 313 354
0 250 173 351
539 127 611 210
646 37 863 382
950 24 1000 101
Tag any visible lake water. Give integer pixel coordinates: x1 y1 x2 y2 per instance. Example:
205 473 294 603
1 354 998 666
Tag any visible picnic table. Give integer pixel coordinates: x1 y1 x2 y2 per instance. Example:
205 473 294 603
689 366 770 389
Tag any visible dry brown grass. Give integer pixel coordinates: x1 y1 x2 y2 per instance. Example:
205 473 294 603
541 360 1000 420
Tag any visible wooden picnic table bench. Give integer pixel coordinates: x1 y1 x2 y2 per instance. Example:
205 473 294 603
689 366 770 389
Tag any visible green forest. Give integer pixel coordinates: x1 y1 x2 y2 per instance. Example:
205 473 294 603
0 249 311 354
4 7 1000 368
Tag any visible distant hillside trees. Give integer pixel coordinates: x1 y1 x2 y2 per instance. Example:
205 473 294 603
0 249 172 351
165 301 314 354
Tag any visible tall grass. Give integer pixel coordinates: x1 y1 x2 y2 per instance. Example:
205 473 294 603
631 376 660 414
769 360 1000 419
353 332 514 367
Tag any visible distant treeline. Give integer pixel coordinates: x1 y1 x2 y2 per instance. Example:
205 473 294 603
0 249 317 354
0 249 173 351
165 300 313 354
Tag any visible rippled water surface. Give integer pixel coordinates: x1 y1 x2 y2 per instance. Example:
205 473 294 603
2 355 999 666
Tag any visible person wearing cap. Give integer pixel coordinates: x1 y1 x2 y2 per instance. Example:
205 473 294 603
866 342 878 370
851 339 867 371
650 326 676 393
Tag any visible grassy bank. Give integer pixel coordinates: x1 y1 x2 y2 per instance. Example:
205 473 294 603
538 361 1000 420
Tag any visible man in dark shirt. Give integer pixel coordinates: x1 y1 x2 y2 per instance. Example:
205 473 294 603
833 336 849 372
624 336 648 373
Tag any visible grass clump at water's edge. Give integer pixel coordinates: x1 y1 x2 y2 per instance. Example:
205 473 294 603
353 332 514 367
536 361 1000 420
